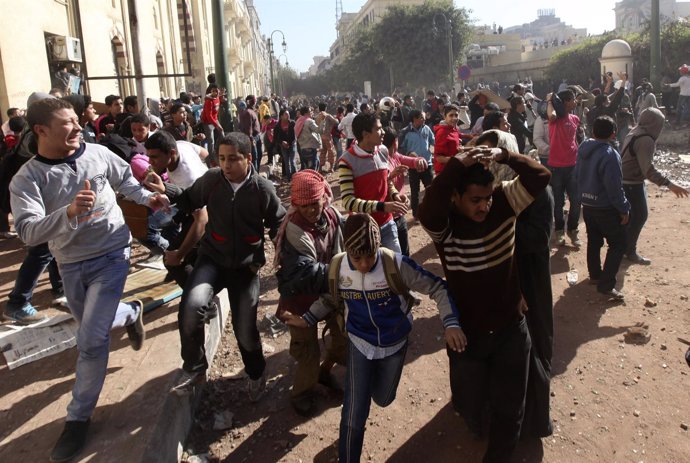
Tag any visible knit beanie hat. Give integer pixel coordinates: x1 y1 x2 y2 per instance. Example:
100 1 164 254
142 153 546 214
343 213 380 257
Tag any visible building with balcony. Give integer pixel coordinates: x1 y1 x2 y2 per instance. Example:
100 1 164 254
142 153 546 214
614 0 690 34
0 0 269 113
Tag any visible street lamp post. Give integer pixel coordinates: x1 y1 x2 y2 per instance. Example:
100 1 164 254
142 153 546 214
433 13 454 92
267 30 287 94
276 54 289 96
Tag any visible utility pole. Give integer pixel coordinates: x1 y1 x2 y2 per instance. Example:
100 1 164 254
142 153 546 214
212 0 233 132
650 0 661 90
127 0 147 106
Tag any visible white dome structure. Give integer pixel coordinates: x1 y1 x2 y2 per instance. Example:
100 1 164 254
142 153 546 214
601 39 632 59
599 39 633 86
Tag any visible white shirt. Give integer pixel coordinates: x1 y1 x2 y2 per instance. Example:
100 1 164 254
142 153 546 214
338 112 356 139
669 75 690 96
167 141 207 189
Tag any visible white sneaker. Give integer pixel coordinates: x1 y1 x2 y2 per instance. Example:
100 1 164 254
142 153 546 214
136 254 165 270
170 370 204 396
555 231 566 246
52 295 70 308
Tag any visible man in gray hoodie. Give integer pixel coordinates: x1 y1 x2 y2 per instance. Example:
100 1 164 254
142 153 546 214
621 107 688 265
10 97 169 462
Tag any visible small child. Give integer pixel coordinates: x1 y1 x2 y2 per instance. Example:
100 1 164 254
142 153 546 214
285 213 466 463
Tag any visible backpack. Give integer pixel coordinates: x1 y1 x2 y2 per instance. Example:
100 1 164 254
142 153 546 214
324 248 419 340
621 134 653 158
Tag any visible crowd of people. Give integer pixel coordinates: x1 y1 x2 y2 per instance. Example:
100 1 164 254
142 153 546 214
0 63 688 463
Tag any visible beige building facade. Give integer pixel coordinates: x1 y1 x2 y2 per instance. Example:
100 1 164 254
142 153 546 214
0 0 269 113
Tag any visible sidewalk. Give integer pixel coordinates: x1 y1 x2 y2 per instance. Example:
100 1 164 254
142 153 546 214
0 290 231 463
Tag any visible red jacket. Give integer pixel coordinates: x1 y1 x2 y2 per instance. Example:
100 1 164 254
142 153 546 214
433 123 461 174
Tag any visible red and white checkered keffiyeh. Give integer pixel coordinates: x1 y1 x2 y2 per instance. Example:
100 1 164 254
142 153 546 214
273 170 333 267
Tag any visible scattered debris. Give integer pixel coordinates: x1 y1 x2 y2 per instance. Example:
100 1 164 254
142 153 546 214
624 324 651 345
213 410 234 431
644 298 657 308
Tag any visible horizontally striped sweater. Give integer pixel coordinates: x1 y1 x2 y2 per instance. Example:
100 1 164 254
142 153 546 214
337 143 398 226
418 154 551 334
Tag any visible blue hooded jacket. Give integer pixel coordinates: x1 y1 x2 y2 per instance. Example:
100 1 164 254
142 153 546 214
575 139 630 214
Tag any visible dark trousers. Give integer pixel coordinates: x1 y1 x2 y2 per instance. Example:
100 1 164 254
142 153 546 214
339 340 408 463
583 206 627 292
448 317 531 463
517 250 554 437
178 253 265 379
394 215 409 256
408 166 433 217
549 165 580 231
252 135 263 172
623 183 647 256
0 207 9 232
7 242 62 311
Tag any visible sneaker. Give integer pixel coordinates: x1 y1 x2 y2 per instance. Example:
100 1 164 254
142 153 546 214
50 419 90 463
0 231 17 239
52 294 69 308
248 373 267 402
3 304 47 325
567 229 582 247
555 230 566 246
170 370 204 396
626 253 651 265
599 288 625 300
125 299 145 351
135 254 165 270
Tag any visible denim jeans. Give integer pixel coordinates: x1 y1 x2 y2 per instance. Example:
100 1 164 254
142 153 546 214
281 146 297 181
447 316 531 463
178 253 265 379
582 206 627 292
143 207 179 254
408 166 434 217
333 135 343 161
59 247 141 421
394 215 409 256
623 183 647 256
299 147 319 171
7 242 62 311
676 94 690 123
549 165 580 231
339 340 408 463
379 219 401 253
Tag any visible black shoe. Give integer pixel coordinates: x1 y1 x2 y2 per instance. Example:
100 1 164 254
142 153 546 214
125 299 145 351
50 419 90 462
626 253 651 265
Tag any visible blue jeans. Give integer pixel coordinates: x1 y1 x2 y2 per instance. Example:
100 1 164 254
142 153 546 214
281 146 297 181
333 135 343 161
623 183 647 256
583 206 627 292
676 94 690 123
203 124 221 167
179 253 265 379
143 207 179 254
339 340 408 463
549 165 580 232
299 147 319 171
7 242 62 311
379 219 401 253
59 247 141 421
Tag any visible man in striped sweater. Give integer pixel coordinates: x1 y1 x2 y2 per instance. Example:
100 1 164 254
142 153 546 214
337 112 408 253
418 145 551 463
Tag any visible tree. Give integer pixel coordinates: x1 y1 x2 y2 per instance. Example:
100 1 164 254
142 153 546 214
285 0 472 96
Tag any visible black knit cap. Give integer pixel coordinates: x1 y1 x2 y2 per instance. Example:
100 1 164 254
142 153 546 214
343 213 380 257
